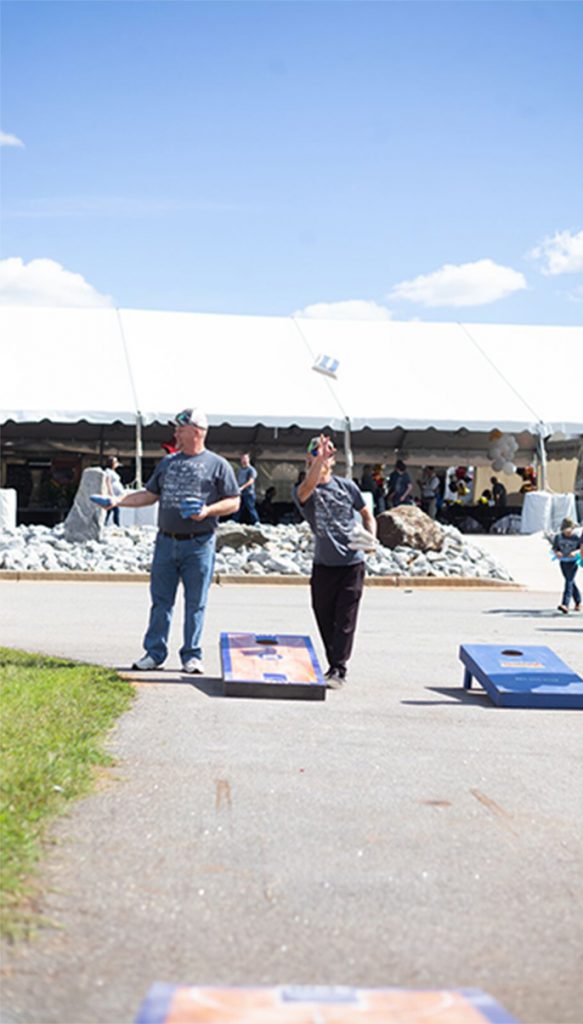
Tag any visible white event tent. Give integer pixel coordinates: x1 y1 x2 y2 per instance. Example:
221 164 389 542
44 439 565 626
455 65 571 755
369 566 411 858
1 306 582 474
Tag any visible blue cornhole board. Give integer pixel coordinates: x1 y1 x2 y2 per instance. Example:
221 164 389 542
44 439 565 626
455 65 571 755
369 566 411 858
460 644 583 708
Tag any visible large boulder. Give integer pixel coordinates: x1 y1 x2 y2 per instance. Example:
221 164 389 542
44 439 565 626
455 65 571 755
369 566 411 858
64 467 107 543
377 505 444 552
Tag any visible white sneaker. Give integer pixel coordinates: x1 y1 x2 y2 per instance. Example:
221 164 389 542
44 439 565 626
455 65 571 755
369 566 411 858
132 654 163 670
182 658 205 675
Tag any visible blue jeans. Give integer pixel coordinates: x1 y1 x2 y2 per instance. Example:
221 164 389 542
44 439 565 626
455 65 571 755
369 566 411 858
560 561 581 608
236 490 259 525
105 506 120 526
143 532 216 664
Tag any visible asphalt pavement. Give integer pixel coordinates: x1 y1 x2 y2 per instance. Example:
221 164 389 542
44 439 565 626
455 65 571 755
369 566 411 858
0 578 582 1024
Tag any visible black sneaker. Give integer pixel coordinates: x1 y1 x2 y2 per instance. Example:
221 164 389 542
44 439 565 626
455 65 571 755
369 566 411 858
325 667 344 690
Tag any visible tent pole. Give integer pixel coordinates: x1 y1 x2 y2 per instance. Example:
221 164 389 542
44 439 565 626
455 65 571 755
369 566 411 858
135 414 143 489
344 416 353 480
537 428 548 492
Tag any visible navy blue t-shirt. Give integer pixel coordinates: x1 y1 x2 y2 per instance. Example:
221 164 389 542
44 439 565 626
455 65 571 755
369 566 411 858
146 450 239 534
294 476 366 567
237 464 257 496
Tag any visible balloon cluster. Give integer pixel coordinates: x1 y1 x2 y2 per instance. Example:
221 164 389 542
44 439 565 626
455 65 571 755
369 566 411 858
488 429 518 475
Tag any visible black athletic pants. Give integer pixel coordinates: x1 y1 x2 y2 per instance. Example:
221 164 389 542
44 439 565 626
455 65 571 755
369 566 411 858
310 561 365 673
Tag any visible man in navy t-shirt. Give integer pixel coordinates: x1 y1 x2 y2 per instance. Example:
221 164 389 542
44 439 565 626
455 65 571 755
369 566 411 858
235 452 260 525
103 407 240 674
294 434 377 689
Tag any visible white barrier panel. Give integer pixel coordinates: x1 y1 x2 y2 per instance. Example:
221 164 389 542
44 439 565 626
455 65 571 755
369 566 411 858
118 504 158 528
521 491 578 534
0 489 17 530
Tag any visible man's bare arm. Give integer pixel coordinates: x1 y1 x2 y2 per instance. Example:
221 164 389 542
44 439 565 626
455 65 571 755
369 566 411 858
114 489 159 508
360 506 377 537
297 434 336 504
297 457 325 504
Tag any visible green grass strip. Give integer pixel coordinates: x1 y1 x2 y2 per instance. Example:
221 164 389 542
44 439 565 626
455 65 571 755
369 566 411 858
0 647 133 938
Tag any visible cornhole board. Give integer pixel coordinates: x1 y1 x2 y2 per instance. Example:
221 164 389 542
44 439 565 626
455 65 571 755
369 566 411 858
460 644 583 708
135 983 519 1023
220 632 326 700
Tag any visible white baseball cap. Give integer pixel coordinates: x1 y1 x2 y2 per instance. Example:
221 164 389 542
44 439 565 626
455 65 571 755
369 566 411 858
173 407 209 430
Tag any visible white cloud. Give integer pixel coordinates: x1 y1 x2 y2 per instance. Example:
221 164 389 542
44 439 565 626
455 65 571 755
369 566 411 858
0 258 113 308
388 259 527 308
529 229 583 276
293 299 392 321
0 131 24 148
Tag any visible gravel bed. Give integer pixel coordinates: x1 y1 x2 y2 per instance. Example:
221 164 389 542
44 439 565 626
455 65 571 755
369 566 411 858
0 522 514 581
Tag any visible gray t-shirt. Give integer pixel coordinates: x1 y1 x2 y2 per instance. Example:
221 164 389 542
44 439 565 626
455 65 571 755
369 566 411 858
294 476 366 567
237 464 257 495
552 531 581 558
146 450 239 534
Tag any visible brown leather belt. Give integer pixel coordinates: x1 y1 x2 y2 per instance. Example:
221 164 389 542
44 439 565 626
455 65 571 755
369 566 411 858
159 530 199 540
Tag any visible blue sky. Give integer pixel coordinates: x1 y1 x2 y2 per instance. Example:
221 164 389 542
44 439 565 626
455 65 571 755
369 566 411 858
1 0 582 323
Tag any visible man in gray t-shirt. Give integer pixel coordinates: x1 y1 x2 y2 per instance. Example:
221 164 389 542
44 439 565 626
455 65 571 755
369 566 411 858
294 434 377 689
103 407 240 674
148 449 239 535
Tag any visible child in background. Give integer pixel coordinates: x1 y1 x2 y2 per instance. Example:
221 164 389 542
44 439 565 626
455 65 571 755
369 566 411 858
552 517 581 614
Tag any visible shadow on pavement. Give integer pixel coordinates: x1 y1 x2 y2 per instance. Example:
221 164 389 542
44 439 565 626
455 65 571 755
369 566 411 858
186 675 225 698
402 686 492 708
483 608 561 618
116 669 197 685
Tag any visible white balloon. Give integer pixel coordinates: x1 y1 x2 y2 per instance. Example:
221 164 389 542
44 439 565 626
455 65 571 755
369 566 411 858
492 458 504 471
503 461 516 475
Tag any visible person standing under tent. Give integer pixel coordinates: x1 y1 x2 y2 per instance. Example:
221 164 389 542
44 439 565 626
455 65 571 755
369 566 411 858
235 453 260 525
104 456 124 525
490 476 507 508
387 459 413 508
418 466 440 518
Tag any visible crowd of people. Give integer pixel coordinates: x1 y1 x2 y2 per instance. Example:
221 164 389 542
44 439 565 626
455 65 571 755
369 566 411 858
97 449 527 529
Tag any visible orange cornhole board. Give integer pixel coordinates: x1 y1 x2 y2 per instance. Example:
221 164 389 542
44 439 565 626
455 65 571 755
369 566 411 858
135 984 519 1023
220 632 326 700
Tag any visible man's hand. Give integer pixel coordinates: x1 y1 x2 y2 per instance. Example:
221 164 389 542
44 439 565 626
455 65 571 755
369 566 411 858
90 495 115 510
314 434 336 460
180 498 206 520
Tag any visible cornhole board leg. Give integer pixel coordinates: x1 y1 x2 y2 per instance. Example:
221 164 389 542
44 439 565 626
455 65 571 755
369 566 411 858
459 643 583 708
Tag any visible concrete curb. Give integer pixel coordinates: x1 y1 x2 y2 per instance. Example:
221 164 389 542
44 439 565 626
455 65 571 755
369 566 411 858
0 570 522 589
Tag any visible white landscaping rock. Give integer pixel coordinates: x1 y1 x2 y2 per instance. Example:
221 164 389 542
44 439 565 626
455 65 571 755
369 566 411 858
0 520 514 582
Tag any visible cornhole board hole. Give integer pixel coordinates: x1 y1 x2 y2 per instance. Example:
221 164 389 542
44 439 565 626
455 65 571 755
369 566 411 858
135 983 519 1023
460 643 583 708
220 632 326 700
